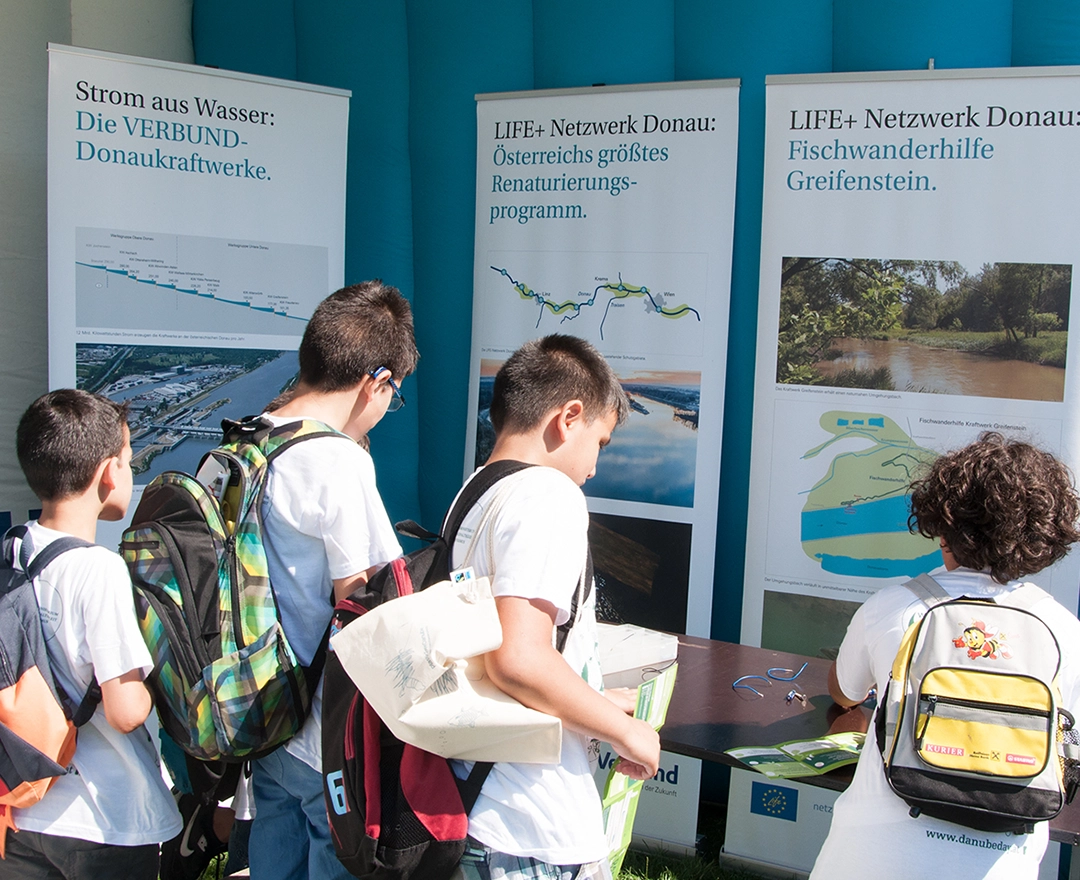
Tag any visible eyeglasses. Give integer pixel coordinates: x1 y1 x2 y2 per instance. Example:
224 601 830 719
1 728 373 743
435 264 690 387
371 368 406 412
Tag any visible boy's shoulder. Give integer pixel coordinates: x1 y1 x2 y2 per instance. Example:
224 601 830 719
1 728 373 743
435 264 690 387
25 521 122 570
479 464 584 509
260 415 371 479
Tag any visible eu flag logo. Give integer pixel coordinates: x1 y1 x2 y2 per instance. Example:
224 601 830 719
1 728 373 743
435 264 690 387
750 781 798 822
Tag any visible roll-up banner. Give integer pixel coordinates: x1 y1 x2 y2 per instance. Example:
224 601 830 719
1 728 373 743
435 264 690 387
470 80 739 641
47 45 349 545
470 81 739 852
744 67 1080 655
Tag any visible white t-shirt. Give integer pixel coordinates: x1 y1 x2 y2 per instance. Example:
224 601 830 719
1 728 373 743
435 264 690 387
810 566 1080 880
450 465 607 865
259 415 402 771
13 522 181 846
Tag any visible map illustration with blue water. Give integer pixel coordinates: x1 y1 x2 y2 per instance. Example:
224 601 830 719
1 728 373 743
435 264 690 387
800 411 942 578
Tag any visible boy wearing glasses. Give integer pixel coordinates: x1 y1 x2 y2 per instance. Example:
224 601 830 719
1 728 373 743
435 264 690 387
249 280 419 880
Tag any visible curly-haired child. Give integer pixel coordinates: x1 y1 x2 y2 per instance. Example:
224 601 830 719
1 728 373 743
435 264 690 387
811 432 1080 880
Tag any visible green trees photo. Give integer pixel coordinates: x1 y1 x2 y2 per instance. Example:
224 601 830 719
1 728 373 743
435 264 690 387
776 258 1070 389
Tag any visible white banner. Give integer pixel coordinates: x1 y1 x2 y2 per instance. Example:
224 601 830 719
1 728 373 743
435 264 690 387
47 45 348 537
469 81 739 640
743 68 1080 653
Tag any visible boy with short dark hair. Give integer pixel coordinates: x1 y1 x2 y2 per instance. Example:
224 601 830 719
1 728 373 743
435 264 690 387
1 389 180 880
811 432 1080 880
450 334 660 880
249 280 419 880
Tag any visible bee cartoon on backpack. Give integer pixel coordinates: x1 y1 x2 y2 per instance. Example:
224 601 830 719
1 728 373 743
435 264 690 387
954 621 1011 660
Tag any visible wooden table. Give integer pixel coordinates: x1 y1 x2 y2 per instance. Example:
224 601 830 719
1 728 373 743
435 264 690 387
660 634 1080 844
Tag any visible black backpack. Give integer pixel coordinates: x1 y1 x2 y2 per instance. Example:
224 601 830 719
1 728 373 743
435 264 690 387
0 527 101 843
322 461 591 880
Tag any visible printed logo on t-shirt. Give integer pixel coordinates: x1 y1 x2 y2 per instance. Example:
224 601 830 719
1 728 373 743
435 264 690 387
902 601 927 631
36 579 63 641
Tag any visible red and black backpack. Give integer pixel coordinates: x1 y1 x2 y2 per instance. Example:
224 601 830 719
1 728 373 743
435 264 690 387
322 460 590 880
321 461 527 880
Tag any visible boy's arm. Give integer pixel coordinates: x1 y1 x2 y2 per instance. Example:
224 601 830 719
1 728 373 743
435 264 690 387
828 661 866 708
99 669 152 733
487 595 661 779
332 563 380 603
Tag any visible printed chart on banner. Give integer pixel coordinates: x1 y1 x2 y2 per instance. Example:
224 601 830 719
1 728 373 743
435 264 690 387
75 227 327 335
480 250 707 355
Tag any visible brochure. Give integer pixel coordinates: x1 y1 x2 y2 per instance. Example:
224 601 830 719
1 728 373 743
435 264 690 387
724 731 865 779
599 661 678 875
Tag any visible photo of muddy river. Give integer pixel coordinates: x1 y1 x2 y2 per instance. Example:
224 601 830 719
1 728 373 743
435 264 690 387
815 337 1064 401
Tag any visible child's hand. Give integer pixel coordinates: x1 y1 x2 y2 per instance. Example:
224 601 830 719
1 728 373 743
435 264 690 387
612 717 660 779
603 687 638 715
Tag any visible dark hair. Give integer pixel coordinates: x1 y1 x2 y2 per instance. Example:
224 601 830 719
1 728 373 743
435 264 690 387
16 389 129 501
293 280 418 394
909 432 1080 583
489 335 629 435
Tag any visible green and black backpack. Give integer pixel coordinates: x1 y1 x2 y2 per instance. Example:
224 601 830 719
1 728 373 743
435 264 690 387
121 416 351 762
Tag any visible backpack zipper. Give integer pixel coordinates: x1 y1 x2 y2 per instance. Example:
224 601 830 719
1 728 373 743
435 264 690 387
212 448 252 651
131 572 203 688
152 524 219 672
921 693 1052 717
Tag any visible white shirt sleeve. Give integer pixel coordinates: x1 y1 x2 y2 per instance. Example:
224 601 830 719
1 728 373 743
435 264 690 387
834 598 876 703
486 468 589 625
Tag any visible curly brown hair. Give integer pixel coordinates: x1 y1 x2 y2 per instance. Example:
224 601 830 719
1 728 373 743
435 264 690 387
908 432 1080 584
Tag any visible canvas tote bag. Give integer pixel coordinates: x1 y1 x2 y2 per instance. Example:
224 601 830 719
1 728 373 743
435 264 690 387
330 471 567 763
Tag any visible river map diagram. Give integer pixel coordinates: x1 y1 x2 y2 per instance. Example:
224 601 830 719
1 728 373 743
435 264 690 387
481 252 708 356
799 411 942 578
491 264 701 342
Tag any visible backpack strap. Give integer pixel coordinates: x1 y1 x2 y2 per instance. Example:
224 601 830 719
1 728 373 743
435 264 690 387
556 551 593 655
902 572 951 605
3 526 102 727
440 460 535 545
998 582 1052 611
225 416 365 688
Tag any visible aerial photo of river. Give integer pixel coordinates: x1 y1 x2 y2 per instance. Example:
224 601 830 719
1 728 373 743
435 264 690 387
474 363 700 508
77 345 299 483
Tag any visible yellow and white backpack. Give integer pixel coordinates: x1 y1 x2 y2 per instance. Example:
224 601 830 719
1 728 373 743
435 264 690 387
877 574 1078 833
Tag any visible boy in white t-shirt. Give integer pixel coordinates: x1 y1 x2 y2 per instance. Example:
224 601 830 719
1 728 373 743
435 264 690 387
450 334 661 880
811 433 1080 880
248 280 419 880
1 389 180 880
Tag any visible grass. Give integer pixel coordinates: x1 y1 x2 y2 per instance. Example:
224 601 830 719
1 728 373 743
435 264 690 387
894 329 1068 367
618 801 770 880
620 848 767 880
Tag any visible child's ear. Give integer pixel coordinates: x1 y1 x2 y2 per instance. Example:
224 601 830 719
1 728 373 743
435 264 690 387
555 400 585 440
95 455 119 502
99 455 119 490
358 371 382 403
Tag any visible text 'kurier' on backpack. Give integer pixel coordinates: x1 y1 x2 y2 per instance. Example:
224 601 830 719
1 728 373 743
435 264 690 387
0 526 101 855
877 573 1080 833
121 417 350 762
322 460 598 880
